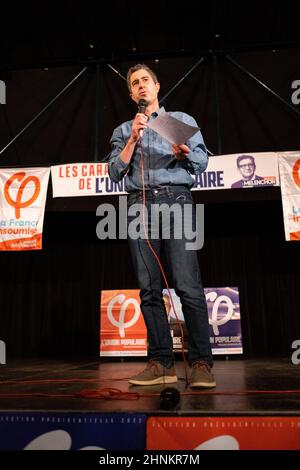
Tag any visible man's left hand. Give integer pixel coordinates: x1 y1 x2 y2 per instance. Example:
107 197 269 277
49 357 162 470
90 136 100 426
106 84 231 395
172 143 190 161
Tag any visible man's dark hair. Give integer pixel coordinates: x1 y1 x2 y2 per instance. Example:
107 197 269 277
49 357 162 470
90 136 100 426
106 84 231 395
126 64 159 91
236 154 255 168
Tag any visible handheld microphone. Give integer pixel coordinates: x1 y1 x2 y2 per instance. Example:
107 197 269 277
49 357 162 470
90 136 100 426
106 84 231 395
137 99 148 137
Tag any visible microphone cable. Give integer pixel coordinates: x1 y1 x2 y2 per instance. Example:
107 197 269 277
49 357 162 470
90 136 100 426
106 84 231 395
138 134 189 386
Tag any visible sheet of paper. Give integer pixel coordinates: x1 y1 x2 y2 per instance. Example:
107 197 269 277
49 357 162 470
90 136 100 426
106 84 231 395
147 109 200 144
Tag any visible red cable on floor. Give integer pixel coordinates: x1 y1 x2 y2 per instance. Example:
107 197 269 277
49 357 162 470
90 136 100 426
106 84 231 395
1 387 300 400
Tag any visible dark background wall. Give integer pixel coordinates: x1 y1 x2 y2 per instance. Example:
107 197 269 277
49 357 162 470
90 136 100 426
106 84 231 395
1 189 299 360
1 50 300 167
0 2 300 360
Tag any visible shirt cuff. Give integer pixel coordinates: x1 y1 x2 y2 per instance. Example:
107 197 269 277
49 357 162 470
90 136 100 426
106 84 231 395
114 156 129 171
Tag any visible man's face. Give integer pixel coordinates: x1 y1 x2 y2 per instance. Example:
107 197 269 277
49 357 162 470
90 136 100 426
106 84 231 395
129 69 160 107
238 158 255 180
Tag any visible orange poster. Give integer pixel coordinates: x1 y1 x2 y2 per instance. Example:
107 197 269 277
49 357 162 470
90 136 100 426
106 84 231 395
0 168 50 251
147 417 300 450
100 290 147 356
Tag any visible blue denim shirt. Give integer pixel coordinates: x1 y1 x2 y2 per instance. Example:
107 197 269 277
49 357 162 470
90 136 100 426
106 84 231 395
108 107 208 192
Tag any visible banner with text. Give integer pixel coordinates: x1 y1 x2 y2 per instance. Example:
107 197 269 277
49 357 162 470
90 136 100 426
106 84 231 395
0 167 50 251
100 290 147 356
51 163 126 197
278 152 300 241
100 287 242 356
0 412 146 450
193 151 279 191
147 417 300 450
164 287 242 355
51 152 281 197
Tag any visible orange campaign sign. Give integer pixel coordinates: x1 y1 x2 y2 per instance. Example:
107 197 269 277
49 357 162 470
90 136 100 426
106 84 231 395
147 417 300 450
100 290 147 356
0 168 50 251
100 287 243 357
278 153 300 241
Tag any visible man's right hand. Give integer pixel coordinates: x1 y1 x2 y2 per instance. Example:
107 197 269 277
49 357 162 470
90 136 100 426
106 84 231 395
120 113 148 165
131 113 148 141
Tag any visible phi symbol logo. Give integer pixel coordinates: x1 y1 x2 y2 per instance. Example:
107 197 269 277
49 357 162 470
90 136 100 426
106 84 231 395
107 294 140 338
293 159 300 189
206 292 235 335
4 172 40 219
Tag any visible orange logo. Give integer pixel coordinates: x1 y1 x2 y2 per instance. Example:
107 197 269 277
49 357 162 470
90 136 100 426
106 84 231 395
292 159 300 188
4 172 40 219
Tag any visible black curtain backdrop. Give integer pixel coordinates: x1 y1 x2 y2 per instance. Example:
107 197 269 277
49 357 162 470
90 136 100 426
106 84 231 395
1 193 299 360
1 50 300 166
0 51 300 360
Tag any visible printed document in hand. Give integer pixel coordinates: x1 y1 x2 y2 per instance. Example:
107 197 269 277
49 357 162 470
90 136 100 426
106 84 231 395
147 109 200 144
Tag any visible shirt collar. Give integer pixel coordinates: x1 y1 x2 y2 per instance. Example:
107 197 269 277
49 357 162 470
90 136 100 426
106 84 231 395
150 106 165 119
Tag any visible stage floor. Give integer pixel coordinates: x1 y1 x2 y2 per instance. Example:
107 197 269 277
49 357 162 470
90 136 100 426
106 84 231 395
1 358 300 415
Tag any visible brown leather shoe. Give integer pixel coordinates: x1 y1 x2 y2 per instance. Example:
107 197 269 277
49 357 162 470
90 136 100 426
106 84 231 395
128 360 178 386
189 361 216 388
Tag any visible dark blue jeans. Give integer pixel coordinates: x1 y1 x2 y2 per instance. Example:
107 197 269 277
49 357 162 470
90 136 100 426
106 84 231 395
127 186 213 368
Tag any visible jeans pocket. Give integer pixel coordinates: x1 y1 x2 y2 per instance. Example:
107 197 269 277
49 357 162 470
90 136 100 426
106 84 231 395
175 191 193 204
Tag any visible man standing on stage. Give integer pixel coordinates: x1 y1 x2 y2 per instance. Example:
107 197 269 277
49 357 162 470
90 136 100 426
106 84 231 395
108 64 216 388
